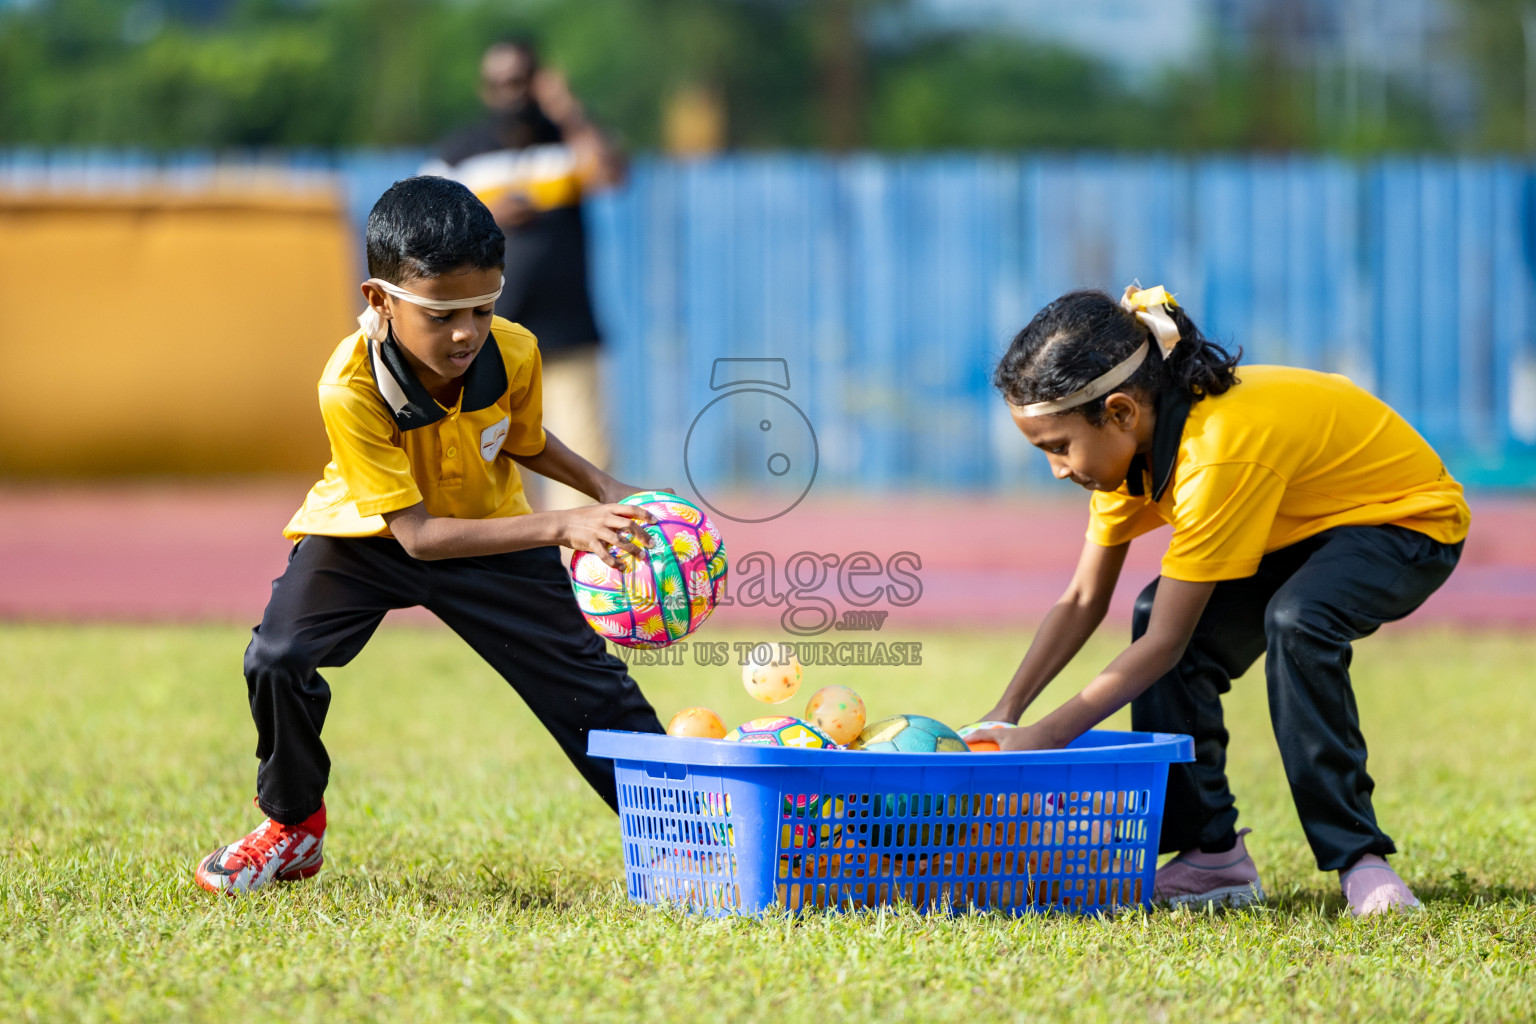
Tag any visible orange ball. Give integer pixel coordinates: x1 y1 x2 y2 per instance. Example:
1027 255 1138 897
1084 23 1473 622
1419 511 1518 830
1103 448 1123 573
957 720 1012 753
667 706 728 739
803 685 866 746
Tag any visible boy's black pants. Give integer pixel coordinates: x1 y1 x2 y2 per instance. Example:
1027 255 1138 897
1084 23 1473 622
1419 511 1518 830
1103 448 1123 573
1130 524 1461 872
245 536 665 825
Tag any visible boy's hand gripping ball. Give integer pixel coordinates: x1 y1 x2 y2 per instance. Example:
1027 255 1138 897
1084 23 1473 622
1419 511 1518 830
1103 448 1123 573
804 685 865 746
569 491 727 649
741 642 803 703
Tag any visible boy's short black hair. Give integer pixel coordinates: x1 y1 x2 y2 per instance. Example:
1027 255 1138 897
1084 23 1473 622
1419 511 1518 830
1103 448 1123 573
365 175 505 284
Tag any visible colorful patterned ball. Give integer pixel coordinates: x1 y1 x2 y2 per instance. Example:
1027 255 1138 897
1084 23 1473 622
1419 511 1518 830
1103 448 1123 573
667 706 728 739
569 491 727 649
804 685 866 746
742 642 802 703
957 719 1014 752
851 714 968 753
725 715 837 749
781 792 846 850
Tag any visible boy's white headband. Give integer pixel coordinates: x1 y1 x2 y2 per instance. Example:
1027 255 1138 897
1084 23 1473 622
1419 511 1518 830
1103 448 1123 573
357 276 505 342
1017 284 1182 417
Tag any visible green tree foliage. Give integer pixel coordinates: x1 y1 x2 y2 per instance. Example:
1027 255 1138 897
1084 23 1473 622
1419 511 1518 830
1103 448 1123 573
0 0 1475 151
0 0 819 148
868 35 1168 150
1454 0 1536 150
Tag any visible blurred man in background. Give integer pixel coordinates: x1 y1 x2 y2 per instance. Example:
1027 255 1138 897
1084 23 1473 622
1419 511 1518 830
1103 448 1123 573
424 39 625 511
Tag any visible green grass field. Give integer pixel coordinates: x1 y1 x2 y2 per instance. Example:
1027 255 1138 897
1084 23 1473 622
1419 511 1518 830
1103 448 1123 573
3 622 1535 1023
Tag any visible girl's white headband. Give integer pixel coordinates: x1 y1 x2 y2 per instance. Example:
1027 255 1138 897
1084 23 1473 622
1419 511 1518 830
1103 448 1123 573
357 276 505 342
1017 284 1182 417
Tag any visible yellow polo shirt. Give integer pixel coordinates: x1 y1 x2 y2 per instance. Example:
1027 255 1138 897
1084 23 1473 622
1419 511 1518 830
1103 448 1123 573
1087 365 1471 582
284 317 546 540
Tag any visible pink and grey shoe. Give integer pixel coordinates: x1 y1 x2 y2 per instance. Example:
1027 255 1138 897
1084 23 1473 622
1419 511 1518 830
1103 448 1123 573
1339 853 1420 916
1153 827 1265 909
195 801 326 895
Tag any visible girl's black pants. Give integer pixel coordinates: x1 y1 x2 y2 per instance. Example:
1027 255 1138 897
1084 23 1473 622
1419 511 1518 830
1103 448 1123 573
1130 523 1462 871
243 535 665 825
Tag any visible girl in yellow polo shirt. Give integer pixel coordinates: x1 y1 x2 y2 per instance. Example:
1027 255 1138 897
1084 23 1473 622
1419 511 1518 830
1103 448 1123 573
973 286 1469 918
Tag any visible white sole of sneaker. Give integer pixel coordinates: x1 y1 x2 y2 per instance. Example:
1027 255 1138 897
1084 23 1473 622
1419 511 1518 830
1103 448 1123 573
1160 882 1266 910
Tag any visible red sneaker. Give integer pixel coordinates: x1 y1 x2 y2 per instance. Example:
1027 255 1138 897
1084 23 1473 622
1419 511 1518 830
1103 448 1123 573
195 802 326 895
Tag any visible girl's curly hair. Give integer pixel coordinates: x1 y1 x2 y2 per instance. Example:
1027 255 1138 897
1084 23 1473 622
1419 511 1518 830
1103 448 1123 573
993 290 1240 423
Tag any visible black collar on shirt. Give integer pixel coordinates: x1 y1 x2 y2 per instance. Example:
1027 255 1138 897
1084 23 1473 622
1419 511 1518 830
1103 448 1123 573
1124 389 1192 500
368 330 508 432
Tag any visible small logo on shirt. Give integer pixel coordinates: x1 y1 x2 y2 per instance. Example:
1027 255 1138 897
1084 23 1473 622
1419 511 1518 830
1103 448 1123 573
480 417 510 461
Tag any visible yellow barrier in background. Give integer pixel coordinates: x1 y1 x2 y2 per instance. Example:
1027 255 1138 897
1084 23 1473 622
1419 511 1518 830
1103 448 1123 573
0 188 356 476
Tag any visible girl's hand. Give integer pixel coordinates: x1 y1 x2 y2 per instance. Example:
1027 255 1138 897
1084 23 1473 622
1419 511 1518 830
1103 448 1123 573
966 723 1059 752
557 504 656 568
977 706 1020 727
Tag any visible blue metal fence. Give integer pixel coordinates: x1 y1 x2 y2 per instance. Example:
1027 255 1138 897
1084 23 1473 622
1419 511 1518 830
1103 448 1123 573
583 155 1536 491
6 149 1534 488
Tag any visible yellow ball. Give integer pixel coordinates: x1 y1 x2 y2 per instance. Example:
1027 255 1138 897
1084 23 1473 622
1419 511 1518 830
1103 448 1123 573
803 685 866 746
666 706 728 739
741 642 803 703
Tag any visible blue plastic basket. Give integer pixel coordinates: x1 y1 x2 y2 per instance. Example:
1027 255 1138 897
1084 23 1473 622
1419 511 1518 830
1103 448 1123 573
588 728 1194 917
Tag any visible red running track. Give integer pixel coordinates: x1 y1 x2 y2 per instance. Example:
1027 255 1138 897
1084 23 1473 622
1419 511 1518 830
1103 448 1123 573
1 481 1532 629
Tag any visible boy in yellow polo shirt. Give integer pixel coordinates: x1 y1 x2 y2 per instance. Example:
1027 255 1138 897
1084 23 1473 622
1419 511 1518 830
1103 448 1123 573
196 176 665 894
973 287 1469 917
